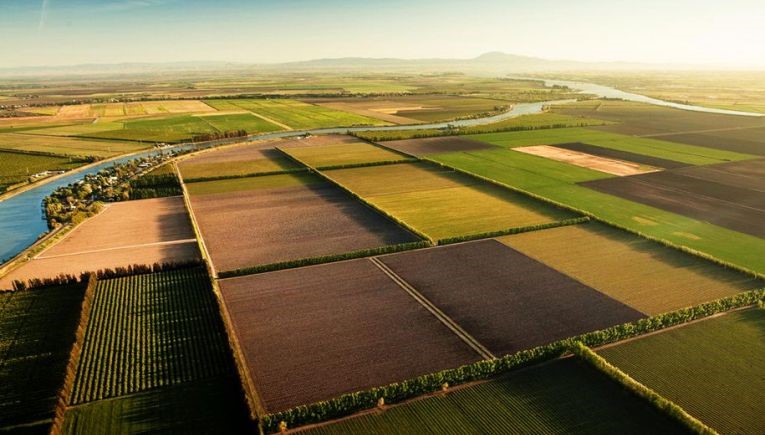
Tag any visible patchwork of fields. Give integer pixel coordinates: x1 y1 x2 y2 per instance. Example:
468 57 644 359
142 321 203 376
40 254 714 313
0 150 86 193
279 136 411 168
179 140 300 180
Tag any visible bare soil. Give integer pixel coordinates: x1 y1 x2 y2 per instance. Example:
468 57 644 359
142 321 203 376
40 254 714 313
219 259 479 412
381 137 495 156
555 142 689 169
513 145 658 176
378 239 645 356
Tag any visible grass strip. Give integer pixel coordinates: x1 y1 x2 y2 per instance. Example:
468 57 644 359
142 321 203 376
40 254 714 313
437 216 590 245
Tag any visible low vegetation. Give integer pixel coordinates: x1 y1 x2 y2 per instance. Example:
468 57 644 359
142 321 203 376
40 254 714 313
0 149 87 193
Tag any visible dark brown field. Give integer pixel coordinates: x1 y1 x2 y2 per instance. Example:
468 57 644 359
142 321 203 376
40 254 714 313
219 259 479 412
555 142 688 169
379 239 644 356
188 175 418 272
381 136 495 156
582 158 765 238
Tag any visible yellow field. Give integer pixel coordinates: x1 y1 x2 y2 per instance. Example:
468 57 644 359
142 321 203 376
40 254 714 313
53 100 216 120
498 223 761 314
0 133 149 157
281 140 409 167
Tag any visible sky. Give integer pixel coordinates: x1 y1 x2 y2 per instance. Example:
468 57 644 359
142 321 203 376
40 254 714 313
1 0 764 68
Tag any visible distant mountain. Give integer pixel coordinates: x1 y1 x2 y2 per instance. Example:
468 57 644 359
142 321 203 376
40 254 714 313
0 52 682 78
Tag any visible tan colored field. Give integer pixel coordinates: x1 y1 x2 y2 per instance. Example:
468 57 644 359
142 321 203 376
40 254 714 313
280 137 409 167
312 101 421 124
498 223 762 314
513 145 659 176
31 100 216 121
0 197 199 288
0 133 148 157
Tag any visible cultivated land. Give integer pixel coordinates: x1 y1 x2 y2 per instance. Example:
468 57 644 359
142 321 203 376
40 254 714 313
304 358 689 435
0 133 148 158
219 259 479 412
552 100 765 155
499 223 763 314
554 142 689 170
379 239 644 356
0 150 85 193
63 268 251 432
179 143 300 180
582 158 765 239
430 144 765 274
0 284 86 434
0 197 200 288
204 99 387 129
380 136 495 156
598 309 765 435
324 163 574 241
186 172 418 272
512 145 658 176
279 137 411 167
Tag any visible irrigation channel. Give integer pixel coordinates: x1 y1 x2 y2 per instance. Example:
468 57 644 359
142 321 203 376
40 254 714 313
0 79 762 263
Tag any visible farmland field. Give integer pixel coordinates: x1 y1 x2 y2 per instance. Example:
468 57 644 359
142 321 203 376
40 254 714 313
179 143 300 180
379 239 644 356
512 145 658 176
582 158 765 238
0 284 86 433
0 197 200 289
324 162 575 241
194 112 282 133
499 223 763 314
279 136 411 167
82 114 254 143
430 146 765 274
380 136 495 156
0 133 148 157
204 98 388 129
554 142 689 169
186 172 418 272
306 357 688 435
598 308 765 435
0 150 86 193
218 259 479 412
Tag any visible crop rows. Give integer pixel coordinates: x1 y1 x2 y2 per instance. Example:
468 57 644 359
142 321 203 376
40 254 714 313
69 268 232 404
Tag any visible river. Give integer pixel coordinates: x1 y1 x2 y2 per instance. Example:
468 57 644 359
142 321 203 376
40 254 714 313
1 79 762 262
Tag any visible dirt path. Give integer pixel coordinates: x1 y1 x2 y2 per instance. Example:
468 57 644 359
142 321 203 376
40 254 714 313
249 111 293 130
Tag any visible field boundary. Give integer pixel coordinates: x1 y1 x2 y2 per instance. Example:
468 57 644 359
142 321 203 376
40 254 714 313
218 240 431 279
368 257 495 359
183 167 309 183
570 342 718 434
274 146 433 243
436 216 590 245
314 158 417 171
421 157 765 279
175 162 217 278
50 274 97 435
258 288 764 433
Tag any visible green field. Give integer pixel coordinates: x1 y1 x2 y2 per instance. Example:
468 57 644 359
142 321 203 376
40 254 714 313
0 133 148 158
499 223 763 315
430 146 765 273
281 141 411 168
204 98 388 129
186 172 318 195
69 269 234 404
598 309 765 435
324 162 575 241
0 150 87 192
305 358 687 435
83 115 217 142
0 284 86 433
469 127 754 165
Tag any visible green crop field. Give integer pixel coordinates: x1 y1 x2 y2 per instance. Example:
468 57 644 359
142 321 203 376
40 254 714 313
430 147 765 274
69 269 234 404
469 127 754 165
324 162 574 241
0 150 87 193
598 308 765 435
84 115 219 142
186 171 318 195
195 112 282 133
281 141 411 167
0 284 86 433
204 98 388 129
0 133 148 158
499 223 763 314
305 358 687 435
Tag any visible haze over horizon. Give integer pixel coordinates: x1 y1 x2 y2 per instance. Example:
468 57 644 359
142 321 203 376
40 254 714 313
2 0 765 69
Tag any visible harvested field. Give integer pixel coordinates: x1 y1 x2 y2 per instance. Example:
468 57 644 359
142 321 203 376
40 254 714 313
498 223 763 314
280 138 410 167
306 100 420 124
179 143 299 180
305 358 688 435
187 173 418 272
513 145 659 176
0 284 86 433
599 309 765 435
554 142 689 169
0 132 148 157
381 136 495 156
324 163 574 240
218 259 479 412
379 239 644 356
0 197 200 288
582 159 765 238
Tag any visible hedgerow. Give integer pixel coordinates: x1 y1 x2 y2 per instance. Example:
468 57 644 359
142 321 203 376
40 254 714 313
183 167 308 184
437 217 590 245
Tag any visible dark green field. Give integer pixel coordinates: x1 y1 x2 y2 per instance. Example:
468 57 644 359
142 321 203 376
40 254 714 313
0 150 85 193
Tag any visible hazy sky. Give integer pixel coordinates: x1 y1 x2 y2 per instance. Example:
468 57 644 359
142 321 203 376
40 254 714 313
2 0 764 68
